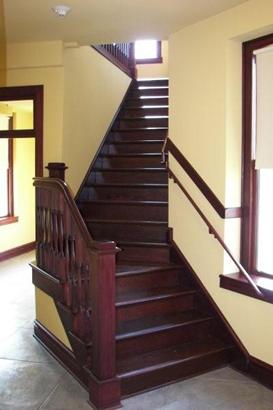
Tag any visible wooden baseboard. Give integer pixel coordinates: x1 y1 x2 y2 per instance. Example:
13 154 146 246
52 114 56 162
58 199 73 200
34 320 89 389
233 356 273 391
0 241 35 262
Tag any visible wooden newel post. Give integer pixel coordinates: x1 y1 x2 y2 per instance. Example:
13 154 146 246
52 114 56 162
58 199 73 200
129 42 136 79
88 241 121 410
46 162 68 181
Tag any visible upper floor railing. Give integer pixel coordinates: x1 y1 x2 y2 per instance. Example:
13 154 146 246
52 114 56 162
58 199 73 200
92 42 136 78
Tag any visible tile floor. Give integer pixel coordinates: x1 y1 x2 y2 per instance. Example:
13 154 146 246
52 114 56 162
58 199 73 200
0 252 273 409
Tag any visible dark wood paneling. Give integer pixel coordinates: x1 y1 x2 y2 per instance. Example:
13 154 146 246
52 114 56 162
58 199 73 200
31 263 61 299
166 138 241 219
0 241 35 262
220 273 273 304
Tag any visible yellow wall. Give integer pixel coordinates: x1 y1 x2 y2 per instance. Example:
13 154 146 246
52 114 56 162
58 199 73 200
35 288 71 349
6 41 64 166
0 108 35 253
62 45 131 194
0 0 6 85
169 0 273 365
136 40 168 79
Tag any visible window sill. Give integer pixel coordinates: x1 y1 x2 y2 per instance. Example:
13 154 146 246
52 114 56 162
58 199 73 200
0 216 19 226
136 57 163 65
220 272 273 304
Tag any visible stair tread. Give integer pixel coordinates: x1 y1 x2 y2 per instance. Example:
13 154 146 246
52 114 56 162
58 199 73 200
116 127 168 131
78 199 168 205
87 182 168 187
93 167 166 172
100 153 165 157
118 241 170 247
120 116 169 120
116 310 214 340
85 219 168 225
116 263 183 276
116 286 196 306
117 338 234 377
107 140 165 144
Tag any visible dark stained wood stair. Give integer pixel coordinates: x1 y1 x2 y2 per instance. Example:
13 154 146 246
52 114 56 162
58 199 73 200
75 78 239 402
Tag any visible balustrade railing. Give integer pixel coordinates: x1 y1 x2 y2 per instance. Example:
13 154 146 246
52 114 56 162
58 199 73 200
93 42 136 78
33 163 119 403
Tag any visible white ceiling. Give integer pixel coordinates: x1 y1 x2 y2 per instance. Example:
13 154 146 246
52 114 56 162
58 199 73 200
4 0 249 45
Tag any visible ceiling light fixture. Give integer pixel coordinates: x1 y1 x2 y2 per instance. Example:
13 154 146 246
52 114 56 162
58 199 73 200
52 5 71 17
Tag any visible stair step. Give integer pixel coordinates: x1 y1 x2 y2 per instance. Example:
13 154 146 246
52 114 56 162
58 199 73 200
116 263 190 293
116 286 197 322
129 88 168 97
116 312 216 359
122 107 168 117
118 338 235 396
86 219 168 243
125 97 169 107
116 118 168 130
95 153 166 169
104 141 164 154
81 183 168 201
88 168 168 183
117 241 171 264
109 129 168 141
136 79 168 87
78 199 168 221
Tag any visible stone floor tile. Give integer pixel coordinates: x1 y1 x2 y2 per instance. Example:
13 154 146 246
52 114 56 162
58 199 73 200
39 371 90 409
0 359 63 409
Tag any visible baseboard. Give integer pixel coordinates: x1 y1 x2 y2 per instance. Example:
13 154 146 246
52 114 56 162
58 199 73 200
169 233 249 360
33 320 89 389
233 356 273 391
0 241 35 262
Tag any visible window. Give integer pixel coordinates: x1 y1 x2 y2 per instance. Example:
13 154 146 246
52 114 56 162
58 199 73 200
241 34 273 279
0 116 16 225
134 40 162 64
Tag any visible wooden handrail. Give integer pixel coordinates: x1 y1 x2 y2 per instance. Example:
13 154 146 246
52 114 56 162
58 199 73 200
166 165 262 297
33 171 119 394
164 138 242 219
92 42 136 78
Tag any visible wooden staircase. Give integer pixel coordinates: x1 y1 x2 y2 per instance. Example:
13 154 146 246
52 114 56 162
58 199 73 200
75 78 238 400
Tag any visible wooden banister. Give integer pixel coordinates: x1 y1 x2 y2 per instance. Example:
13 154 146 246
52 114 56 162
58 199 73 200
33 167 120 407
164 138 242 219
92 42 136 79
162 145 263 297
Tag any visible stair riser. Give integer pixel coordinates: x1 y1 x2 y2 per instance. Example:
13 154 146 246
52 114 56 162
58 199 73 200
136 80 168 87
79 202 168 221
115 118 168 130
125 97 168 107
84 186 167 201
109 130 167 141
129 88 168 97
120 348 235 397
117 269 187 294
88 170 168 184
122 107 168 117
86 222 168 243
96 156 165 168
104 142 163 154
117 320 214 360
117 294 196 322
117 244 170 263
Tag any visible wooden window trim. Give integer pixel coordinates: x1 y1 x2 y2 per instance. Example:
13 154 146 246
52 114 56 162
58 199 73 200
220 32 273 304
135 41 162 65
